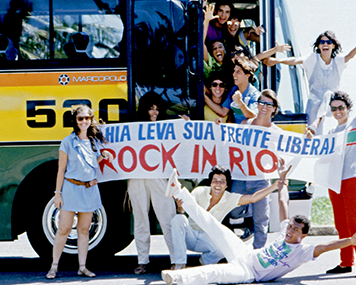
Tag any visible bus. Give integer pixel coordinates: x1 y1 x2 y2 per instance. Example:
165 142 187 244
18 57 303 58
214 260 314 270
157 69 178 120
0 0 308 259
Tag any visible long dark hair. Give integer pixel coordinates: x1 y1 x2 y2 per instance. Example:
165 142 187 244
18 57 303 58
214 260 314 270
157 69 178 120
205 71 228 103
313 30 342 58
71 105 106 152
137 91 167 121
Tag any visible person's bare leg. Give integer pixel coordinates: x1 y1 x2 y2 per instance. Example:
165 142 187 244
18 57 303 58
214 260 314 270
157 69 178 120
77 212 96 277
47 210 76 278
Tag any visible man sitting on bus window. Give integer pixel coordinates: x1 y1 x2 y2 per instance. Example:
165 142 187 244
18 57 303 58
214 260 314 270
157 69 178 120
168 164 287 270
162 160 356 285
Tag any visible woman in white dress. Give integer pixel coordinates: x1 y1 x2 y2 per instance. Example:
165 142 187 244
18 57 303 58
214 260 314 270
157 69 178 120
264 30 356 135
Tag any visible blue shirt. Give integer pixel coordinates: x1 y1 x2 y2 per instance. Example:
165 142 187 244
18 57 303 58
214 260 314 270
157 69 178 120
59 133 101 181
222 84 260 123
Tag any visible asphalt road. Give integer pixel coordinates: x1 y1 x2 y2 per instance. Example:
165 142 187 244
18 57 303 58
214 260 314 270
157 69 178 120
0 233 355 285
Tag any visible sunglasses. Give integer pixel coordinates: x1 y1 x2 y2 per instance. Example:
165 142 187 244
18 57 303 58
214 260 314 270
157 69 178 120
319 39 333 45
230 50 244 58
76 116 92 121
212 82 226 88
330 105 346 112
258 100 275 108
227 21 239 26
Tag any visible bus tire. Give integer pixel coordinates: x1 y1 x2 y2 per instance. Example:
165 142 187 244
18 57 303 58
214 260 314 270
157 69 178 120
26 180 132 262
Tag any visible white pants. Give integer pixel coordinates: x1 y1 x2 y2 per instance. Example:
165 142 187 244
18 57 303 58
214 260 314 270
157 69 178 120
128 179 176 264
169 187 255 285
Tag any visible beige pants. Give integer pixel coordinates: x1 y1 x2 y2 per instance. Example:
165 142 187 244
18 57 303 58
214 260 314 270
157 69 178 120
128 178 176 264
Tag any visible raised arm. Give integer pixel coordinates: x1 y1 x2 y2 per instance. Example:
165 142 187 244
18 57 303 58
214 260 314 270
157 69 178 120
203 3 218 63
239 158 291 205
239 180 280 205
345 46 356 63
263 56 303 67
314 232 356 258
255 41 291 61
278 180 289 222
277 157 291 222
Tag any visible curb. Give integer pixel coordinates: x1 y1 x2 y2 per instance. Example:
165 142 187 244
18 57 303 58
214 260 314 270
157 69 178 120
308 226 338 236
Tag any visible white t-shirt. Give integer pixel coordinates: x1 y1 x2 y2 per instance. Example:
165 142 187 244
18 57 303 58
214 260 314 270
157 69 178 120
329 117 356 180
251 219 316 282
188 186 242 231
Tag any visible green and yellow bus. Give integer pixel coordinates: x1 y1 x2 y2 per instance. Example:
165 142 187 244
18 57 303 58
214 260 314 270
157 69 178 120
0 0 308 259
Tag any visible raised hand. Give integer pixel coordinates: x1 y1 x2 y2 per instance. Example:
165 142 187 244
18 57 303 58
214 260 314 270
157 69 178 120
275 41 291 55
204 3 219 23
254 25 265 36
277 157 292 182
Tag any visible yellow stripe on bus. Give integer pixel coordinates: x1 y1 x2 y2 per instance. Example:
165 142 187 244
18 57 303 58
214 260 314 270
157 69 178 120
0 72 128 142
276 124 307 134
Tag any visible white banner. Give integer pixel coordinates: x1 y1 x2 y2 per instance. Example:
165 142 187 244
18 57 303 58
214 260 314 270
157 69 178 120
97 119 345 192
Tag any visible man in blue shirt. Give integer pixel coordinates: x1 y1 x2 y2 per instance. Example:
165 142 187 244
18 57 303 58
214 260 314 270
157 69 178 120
205 57 259 123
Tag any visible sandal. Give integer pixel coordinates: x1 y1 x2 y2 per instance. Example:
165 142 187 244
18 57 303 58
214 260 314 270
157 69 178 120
77 268 96 278
46 263 58 279
134 264 147 275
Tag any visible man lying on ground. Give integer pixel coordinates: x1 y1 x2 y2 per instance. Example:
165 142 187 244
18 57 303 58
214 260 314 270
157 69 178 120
161 159 356 285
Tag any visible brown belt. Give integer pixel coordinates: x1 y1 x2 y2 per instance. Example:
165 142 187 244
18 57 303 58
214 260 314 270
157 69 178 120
65 178 98 188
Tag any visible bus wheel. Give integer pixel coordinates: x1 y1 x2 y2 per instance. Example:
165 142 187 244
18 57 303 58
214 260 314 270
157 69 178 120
26 180 132 261
41 197 108 255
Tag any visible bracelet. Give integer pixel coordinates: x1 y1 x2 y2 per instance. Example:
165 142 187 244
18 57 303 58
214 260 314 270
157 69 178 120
101 152 105 158
54 191 62 194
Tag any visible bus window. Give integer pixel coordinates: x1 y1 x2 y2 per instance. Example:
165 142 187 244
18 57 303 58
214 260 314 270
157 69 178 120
132 0 195 118
263 0 308 115
0 0 124 61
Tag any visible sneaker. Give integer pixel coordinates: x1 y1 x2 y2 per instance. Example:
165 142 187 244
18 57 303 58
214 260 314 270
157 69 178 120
239 228 254 242
165 168 181 197
162 270 174 284
326 265 352 274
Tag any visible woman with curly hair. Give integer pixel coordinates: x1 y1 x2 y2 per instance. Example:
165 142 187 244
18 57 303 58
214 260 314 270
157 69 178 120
264 30 356 135
129 91 177 274
46 105 113 279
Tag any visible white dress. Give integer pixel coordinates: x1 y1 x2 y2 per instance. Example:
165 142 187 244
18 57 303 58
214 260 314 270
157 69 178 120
302 53 346 135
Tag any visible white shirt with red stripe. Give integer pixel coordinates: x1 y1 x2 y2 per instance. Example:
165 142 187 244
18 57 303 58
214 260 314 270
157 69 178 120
329 117 356 180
